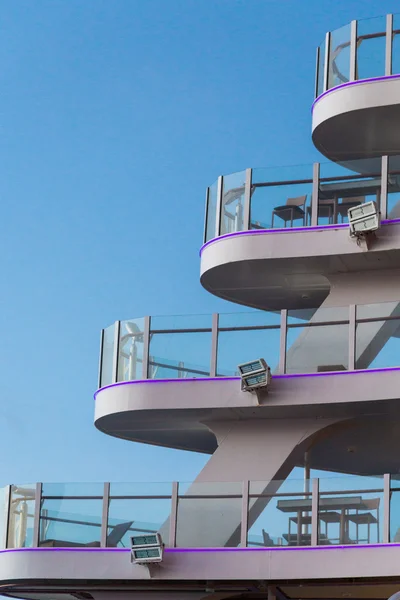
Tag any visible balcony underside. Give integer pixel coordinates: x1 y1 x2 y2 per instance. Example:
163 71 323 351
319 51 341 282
200 223 400 311
312 77 400 162
95 370 400 474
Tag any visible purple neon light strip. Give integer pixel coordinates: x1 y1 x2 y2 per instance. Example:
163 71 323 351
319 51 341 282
199 219 400 257
312 73 400 112
1 542 400 555
94 365 400 398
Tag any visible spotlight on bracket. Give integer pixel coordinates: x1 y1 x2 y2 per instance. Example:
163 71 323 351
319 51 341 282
130 533 164 564
348 201 380 238
238 358 271 392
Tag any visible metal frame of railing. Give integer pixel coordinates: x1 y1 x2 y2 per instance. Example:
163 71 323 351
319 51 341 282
3 475 399 549
98 302 400 387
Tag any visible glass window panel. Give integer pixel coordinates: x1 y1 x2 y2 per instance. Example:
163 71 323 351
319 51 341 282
39 498 102 547
217 328 280 377
149 331 211 379
390 490 400 541
329 23 351 89
107 498 171 547
286 323 348 374
7 484 36 548
109 482 172 497
118 318 144 382
356 319 400 369
205 181 218 242
42 483 104 497
100 324 115 388
316 39 325 97
392 14 400 75
150 314 212 331
387 155 400 218
356 16 386 80
220 171 246 235
250 182 311 230
176 482 241 548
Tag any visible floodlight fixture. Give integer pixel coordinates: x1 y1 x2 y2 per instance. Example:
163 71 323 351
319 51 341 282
238 358 271 392
348 201 380 238
130 533 164 564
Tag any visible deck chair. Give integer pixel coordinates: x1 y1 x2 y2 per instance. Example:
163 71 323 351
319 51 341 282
337 196 365 222
272 195 307 228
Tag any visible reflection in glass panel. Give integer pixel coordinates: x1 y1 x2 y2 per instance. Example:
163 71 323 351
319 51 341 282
118 318 144 382
286 324 348 374
390 490 400 541
392 14 400 76
317 39 326 97
0 488 7 549
356 16 386 80
205 181 218 241
217 327 280 377
250 182 311 230
221 171 246 235
176 482 241 547
39 498 103 547
318 491 383 545
355 319 400 369
100 324 115 388
248 493 311 547
7 484 35 548
387 155 400 218
107 498 171 547
329 24 351 89
149 332 211 379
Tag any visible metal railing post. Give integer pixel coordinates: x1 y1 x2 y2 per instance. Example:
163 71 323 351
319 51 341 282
311 162 320 226
386 14 394 76
381 155 389 220
240 481 249 547
169 482 179 547
350 20 357 81
311 478 319 546
348 304 356 371
142 316 150 379
323 32 331 92
279 309 288 374
32 482 42 547
383 473 391 543
210 314 219 377
112 321 121 384
215 176 224 237
243 168 252 231
315 46 320 98
101 482 110 547
98 329 104 389
3 485 11 549
203 187 210 244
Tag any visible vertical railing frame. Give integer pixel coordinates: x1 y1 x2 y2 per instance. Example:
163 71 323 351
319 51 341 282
32 482 42 547
3 485 12 549
323 31 331 92
350 20 358 81
203 187 210 244
279 309 288 374
240 480 249 548
315 46 320 99
98 329 104 389
142 316 151 379
348 304 356 371
210 314 219 377
383 473 391 543
215 176 224 238
101 482 110 547
386 14 394 76
311 162 320 227
381 155 389 220
169 482 179 547
243 168 252 231
112 321 121 384
311 478 319 546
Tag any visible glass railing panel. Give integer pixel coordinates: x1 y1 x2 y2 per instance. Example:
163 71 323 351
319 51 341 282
217 312 280 377
392 13 400 75
387 155 400 218
356 16 386 80
356 320 400 370
248 479 311 547
316 39 326 97
252 164 313 185
110 482 172 496
0 487 8 549
318 476 383 545
318 159 381 225
221 171 246 235
287 306 349 374
149 334 211 379
100 323 115 388
389 489 400 541
39 497 103 547
150 314 212 331
176 482 242 547
390 475 400 489
118 318 145 382
7 484 36 548
107 499 171 548
328 23 351 89
205 180 218 242
41 483 104 497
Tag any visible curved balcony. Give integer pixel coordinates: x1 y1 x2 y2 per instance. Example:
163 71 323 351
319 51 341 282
312 14 400 161
201 161 400 309
96 302 400 473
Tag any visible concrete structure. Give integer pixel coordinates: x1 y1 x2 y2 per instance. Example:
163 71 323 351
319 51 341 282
3 12 400 600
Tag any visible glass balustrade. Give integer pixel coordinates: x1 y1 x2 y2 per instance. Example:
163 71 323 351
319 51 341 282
98 301 400 387
1 475 399 549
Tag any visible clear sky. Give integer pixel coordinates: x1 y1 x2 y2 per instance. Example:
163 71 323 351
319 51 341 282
1 0 399 489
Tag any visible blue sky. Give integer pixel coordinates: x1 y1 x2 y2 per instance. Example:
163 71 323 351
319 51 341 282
1 0 400 489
